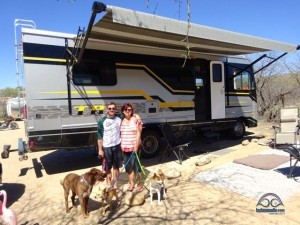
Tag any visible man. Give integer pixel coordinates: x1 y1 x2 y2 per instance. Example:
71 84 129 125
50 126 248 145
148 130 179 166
98 102 123 189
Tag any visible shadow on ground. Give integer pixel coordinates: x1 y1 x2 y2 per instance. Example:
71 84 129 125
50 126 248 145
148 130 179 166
25 130 266 176
0 183 26 207
40 148 100 175
276 166 300 180
142 130 266 167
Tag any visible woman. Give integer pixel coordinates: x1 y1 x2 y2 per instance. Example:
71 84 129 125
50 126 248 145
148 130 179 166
120 103 143 192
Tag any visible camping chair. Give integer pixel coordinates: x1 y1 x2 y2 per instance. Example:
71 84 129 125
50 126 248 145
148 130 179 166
283 145 300 178
272 107 299 149
159 123 192 164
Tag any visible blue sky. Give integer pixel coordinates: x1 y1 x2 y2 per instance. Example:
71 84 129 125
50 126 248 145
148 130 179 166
1 0 299 89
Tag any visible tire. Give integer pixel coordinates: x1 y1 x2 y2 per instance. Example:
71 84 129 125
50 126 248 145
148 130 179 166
230 120 245 139
9 122 19 130
141 130 161 158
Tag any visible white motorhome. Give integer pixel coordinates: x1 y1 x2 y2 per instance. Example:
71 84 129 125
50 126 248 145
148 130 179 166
20 2 298 157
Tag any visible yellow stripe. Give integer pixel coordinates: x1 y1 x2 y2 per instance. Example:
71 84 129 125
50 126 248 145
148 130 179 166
92 105 105 111
39 90 154 101
40 90 195 108
228 92 249 95
159 102 194 108
116 63 194 94
24 56 66 62
227 101 246 105
74 105 88 111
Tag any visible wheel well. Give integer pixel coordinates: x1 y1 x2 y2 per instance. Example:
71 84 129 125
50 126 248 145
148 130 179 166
238 117 247 127
142 124 163 137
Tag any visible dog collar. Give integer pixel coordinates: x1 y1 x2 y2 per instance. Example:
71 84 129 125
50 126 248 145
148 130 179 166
80 175 92 186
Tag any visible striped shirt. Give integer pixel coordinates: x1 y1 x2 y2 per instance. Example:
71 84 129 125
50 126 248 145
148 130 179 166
120 117 142 152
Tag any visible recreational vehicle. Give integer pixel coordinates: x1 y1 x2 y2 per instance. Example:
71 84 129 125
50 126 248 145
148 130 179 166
19 2 298 158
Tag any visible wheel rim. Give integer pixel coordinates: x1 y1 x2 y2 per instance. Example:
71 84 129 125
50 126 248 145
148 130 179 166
10 122 17 129
234 121 244 137
142 135 159 154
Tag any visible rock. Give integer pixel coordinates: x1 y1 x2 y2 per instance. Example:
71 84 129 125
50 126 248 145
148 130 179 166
164 168 181 179
242 140 250 146
195 159 211 166
124 189 148 206
195 154 216 166
251 138 259 143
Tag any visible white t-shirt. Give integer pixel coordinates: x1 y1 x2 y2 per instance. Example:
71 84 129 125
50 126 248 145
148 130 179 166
98 116 122 147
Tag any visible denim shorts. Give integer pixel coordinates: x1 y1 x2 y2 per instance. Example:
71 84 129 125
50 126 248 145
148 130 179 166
103 144 123 171
123 149 141 174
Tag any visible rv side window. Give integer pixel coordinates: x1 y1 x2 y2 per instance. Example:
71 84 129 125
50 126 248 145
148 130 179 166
212 64 222 82
195 78 204 88
233 69 250 90
72 62 117 86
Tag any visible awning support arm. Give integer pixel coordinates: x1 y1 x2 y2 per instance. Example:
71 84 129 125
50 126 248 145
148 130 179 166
227 54 267 81
77 2 107 64
65 2 106 115
65 39 72 115
254 45 300 75
254 52 286 75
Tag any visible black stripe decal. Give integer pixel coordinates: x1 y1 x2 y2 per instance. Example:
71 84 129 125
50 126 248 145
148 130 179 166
28 127 97 136
225 105 253 108
31 96 147 101
23 43 67 64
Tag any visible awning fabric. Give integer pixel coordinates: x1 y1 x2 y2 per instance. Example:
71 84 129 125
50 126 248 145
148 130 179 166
87 5 297 56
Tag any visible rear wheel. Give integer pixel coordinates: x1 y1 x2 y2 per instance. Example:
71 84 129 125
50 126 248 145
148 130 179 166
141 130 161 158
231 120 245 139
9 122 19 130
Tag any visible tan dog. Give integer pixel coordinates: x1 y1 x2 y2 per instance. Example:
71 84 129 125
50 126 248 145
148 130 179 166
60 168 107 218
149 169 167 205
101 187 118 215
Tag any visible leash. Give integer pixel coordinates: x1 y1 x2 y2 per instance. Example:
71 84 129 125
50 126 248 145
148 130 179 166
109 151 135 190
134 150 146 176
133 150 150 189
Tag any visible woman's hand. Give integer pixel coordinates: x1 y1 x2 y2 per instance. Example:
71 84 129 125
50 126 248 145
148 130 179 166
133 143 139 152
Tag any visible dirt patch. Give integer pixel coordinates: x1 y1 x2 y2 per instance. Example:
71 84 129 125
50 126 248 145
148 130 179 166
1 121 300 225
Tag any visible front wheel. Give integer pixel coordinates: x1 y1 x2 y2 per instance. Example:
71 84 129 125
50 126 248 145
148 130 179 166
230 120 245 139
141 130 161 158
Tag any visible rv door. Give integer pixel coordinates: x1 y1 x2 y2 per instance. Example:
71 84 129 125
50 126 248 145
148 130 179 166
210 61 225 119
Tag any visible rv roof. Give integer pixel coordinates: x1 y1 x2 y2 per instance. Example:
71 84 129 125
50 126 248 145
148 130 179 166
87 5 297 56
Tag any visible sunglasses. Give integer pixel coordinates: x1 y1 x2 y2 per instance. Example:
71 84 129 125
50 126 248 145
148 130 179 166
108 107 115 111
125 108 132 112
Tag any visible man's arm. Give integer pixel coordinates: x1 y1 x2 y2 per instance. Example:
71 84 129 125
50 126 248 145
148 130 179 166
133 114 142 125
97 118 105 157
98 139 104 157
135 117 143 151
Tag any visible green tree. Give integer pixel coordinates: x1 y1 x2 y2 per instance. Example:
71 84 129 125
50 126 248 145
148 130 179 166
0 87 24 98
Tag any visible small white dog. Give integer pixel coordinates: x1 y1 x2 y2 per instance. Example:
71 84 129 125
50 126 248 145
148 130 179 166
149 169 167 205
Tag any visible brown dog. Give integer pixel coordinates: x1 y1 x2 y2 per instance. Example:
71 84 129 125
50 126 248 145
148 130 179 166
60 168 107 218
101 187 118 215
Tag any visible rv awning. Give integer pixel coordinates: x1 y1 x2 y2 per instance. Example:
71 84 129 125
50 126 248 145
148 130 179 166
85 5 298 56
